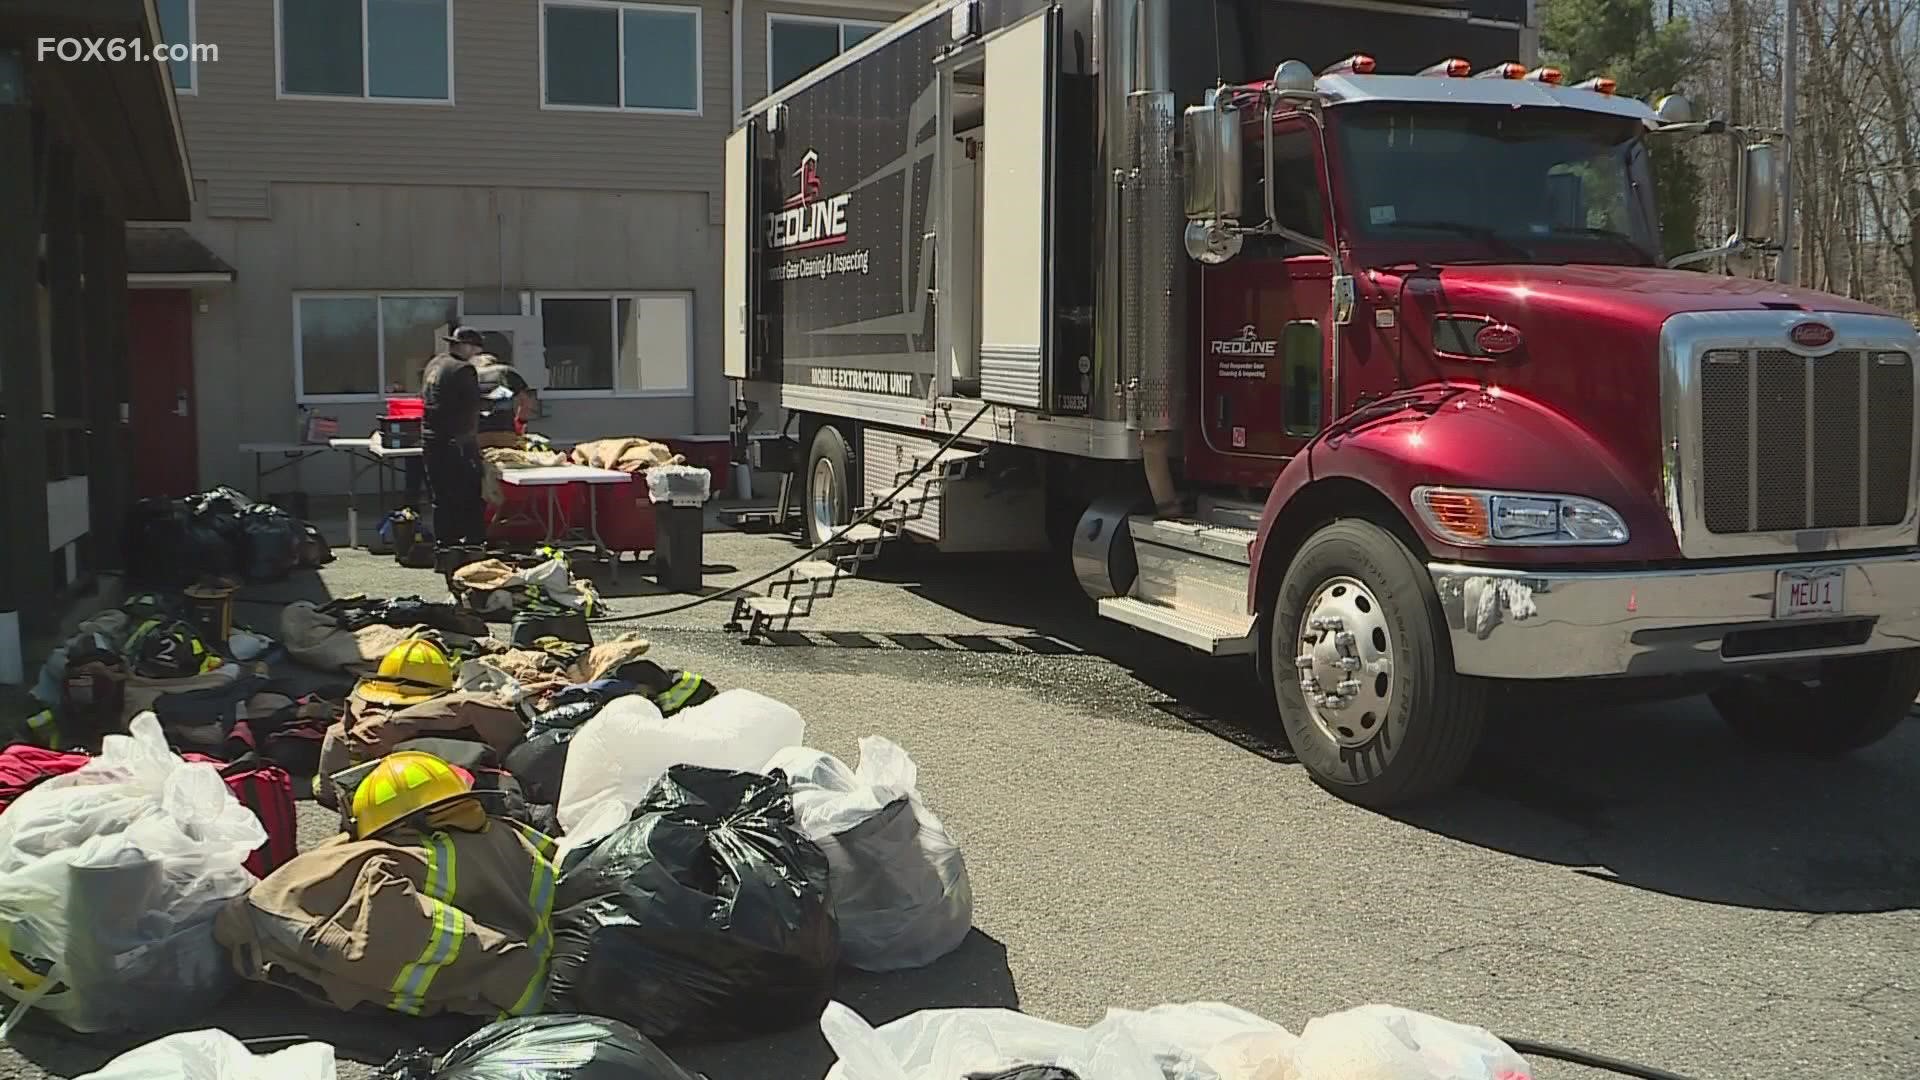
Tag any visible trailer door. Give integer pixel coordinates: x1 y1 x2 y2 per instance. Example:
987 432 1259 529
724 122 758 381
977 9 1058 410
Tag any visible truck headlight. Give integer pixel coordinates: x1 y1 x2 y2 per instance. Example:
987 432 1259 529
1413 486 1630 546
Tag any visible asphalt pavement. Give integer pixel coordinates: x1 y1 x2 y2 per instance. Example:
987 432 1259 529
4 526 1916 1078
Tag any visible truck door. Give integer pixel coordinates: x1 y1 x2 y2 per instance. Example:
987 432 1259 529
723 123 763 381
1197 119 1334 460
975 8 1058 409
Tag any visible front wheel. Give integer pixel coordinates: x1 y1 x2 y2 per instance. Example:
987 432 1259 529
1708 650 1920 755
1267 519 1486 808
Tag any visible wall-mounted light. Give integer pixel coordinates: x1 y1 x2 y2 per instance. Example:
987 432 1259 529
0 49 27 106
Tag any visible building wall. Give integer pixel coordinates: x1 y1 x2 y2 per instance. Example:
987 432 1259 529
184 180 718 494
167 0 922 495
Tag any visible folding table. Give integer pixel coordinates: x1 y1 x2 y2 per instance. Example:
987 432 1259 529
497 465 632 578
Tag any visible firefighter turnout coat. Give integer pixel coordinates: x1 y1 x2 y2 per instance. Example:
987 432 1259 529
213 817 558 1019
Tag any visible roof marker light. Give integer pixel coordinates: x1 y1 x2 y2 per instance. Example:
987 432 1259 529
1475 62 1528 80
1572 76 1618 95
1419 58 1471 78
1322 54 1376 76
1524 66 1563 84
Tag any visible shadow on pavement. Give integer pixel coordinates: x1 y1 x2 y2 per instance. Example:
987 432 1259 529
847 547 1920 914
5 931 1018 1080
1395 694 1920 914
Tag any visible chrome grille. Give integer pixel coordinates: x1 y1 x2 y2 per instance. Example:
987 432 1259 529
1696 348 1914 534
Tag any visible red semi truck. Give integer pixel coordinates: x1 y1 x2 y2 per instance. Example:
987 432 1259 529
723 0 1920 806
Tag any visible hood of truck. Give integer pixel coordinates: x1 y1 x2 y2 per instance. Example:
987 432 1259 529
1391 263 1890 324
1369 264 1903 561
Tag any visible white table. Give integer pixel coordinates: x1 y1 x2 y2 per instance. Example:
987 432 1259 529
498 465 632 578
329 438 425 550
237 442 332 501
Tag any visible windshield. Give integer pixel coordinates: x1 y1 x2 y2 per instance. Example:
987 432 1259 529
1334 105 1660 265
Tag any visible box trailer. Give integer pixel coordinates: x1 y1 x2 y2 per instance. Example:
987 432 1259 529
724 0 1920 806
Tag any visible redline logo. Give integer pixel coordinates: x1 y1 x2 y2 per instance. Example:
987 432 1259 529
769 150 852 253
1211 325 1278 356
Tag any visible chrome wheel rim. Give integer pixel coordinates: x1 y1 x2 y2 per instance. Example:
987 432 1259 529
810 457 839 541
1295 575 1397 749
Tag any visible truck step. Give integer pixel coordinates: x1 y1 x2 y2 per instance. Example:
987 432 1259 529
1129 516 1256 566
836 523 887 544
743 596 799 618
1097 597 1255 656
789 559 842 581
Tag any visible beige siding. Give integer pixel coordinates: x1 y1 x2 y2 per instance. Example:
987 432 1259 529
184 182 722 493
184 0 735 195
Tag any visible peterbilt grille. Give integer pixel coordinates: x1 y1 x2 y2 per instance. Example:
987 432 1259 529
1697 348 1914 534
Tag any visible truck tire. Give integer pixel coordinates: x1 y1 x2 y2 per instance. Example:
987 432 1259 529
804 423 854 548
1707 650 1920 755
1268 519 1486 808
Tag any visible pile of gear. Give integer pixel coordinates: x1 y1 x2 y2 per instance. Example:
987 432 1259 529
125 486 332 588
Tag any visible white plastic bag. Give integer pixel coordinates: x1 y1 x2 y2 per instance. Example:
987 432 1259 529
75 1029 335 1080
763 738 973 971
557 689 805 832
0 714 265 1035
820 1001 1160 1080
1289 1005 1532 1080
1087 1003 1298 1080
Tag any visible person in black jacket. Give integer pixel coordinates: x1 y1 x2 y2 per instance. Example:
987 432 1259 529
420 327 487 546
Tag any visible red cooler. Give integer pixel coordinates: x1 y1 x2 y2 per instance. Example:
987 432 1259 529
595 472 657 554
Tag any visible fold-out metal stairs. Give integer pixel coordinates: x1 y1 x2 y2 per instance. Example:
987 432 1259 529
726 452 980 638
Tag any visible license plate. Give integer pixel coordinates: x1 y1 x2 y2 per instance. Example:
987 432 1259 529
1775 567 1845 618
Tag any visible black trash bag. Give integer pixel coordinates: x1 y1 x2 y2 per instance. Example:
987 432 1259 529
505 682 634 806
968 1070 1084 1080
377 1014 705 1080
126 497 234 587
239 504 300 582
543 765 839 1043
511 604 593 650
191 486 255 546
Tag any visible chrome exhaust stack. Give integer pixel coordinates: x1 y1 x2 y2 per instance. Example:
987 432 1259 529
1115 0 1185 514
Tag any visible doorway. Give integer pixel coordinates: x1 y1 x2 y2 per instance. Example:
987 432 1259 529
127 289 201 498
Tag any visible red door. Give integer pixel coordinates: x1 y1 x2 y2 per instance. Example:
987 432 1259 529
127 290 201 497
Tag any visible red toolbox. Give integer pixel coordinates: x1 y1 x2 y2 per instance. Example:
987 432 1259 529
594 472 657 554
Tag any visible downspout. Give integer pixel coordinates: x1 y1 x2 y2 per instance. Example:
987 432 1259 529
731 0 744 123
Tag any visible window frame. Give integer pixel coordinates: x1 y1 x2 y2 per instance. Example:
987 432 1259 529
538 0 704 116
291 290 465 404
533 290 696 399
274 0 456 106
158 0 198 94
765 12 886 95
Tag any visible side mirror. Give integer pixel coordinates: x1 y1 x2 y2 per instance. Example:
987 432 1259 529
1182 100 1244 222
1739 142 1777 245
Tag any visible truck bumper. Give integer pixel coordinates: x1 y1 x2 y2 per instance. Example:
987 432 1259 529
1429 551 1920 679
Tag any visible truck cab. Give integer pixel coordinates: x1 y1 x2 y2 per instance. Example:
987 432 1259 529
1135 55 1920 805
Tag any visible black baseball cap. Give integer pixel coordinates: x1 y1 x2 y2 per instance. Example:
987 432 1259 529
441 327 486 346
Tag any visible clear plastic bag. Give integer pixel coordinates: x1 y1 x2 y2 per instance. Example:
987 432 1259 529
75 1029 335 1080
763 738 973 971
1289 1005 1531 1080
557 690 804 832
0 714 265 1035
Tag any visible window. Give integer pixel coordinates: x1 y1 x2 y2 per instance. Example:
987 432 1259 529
294 293 461 400
542 2 701 113
279 0 452 102
157 0 196 91
768 15 884 92
1242 124 1329 253
1281 321 1323 436
538 293 692 396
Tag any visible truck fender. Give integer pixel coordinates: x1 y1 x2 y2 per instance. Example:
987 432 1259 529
1245 388 1678 614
